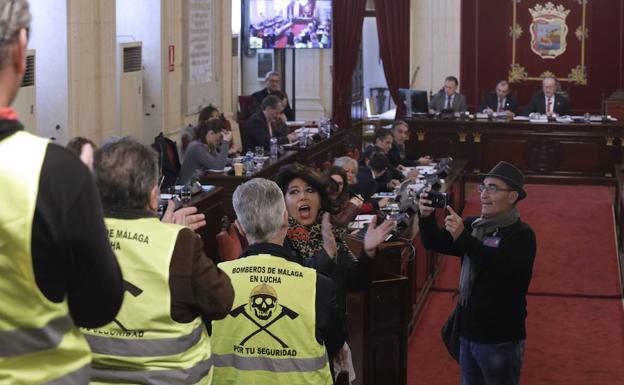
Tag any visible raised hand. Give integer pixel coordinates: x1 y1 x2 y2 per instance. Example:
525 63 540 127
321 212 337 259
363 216 395 257
444 206 464 240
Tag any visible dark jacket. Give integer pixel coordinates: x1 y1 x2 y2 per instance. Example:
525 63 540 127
251 88 295 121
419 214 536 343
353 165 377 200
284 232 374 321
478 92 518 114
523 91 570 115
387 142 419 168
240 242 346 357
245 110 291 152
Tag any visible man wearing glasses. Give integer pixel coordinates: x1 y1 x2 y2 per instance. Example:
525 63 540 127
418 161 536 385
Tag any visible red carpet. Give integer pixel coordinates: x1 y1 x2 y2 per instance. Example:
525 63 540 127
435 185 620 297
408 184 624 385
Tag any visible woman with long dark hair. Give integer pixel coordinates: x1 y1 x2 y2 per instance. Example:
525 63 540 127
275 163 394 316
178 119 231 184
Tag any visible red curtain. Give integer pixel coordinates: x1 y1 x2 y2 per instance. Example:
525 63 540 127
331 0 366 130
375 0 410 118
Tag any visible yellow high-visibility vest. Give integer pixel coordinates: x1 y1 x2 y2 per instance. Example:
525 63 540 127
82 217 212 385
212 254 331 385
0 131 91 384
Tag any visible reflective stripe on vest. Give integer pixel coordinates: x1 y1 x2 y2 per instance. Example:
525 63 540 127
212 352 328 372
211 254 331 385
83 217 212 385
46 364 90 385
85 324 204 357
0 131 92 385
0 314 73 357
91 358 212 385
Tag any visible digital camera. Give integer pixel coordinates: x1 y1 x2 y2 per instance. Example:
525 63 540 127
425 191 448 208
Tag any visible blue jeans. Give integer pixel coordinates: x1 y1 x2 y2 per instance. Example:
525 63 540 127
459 337 525 385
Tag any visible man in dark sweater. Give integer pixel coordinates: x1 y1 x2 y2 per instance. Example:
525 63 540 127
419 161 536 385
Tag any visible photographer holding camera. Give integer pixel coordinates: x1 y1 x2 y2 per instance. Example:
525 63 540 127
418 161 536 385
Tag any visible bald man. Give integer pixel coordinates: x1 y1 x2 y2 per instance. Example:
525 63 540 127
479 80 518 117
523 76 570 116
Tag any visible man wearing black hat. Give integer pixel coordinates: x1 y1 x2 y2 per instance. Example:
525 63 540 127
418 161 536 385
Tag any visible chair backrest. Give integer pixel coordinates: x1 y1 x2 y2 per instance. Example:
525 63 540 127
237 95 260 152
216 216 247 262
151 132 181 189
237 95 259 122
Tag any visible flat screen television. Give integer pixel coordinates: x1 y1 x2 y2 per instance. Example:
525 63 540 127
398 89 429 115
246 0 332 49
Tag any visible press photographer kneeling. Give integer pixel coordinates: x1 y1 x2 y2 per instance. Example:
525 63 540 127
418 161 536 385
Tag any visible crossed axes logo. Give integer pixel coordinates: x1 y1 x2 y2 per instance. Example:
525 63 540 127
230 283 299 348
113 280 143 332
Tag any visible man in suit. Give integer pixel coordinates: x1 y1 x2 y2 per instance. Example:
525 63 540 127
429 76 467 113
252 71 295 120
479 80 518 117
387 120 432 168
245 95 297 152
523 76 570 116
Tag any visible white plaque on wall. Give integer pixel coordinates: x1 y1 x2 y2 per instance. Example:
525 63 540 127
184 0 219 115
188 0 213 84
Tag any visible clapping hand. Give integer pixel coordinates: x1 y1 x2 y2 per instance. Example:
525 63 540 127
363 216 395 257
162 200 206 230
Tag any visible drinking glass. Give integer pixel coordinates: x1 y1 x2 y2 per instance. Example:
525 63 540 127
255 146 265 157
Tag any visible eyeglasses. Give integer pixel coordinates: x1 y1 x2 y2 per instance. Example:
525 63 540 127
477 184 514 194
0 0 16 43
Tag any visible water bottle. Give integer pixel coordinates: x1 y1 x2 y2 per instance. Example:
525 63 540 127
244 151 254 176
270 137 278 159
325 119 332 137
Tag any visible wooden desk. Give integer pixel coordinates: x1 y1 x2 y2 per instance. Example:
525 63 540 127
199 131 346 219
199 151 299 220
188 187 223 261
357 118 624 184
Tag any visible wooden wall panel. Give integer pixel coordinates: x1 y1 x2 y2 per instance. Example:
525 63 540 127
461 0 624 114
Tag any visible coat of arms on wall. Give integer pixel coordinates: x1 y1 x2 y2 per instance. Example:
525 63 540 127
508 0 588 85
529 3 570 59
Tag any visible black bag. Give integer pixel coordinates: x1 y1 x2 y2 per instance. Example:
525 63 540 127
441 304 461 362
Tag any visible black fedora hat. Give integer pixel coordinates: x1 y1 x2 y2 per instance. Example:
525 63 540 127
480 161 526 200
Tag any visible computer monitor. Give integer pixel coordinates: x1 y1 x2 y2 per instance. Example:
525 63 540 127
398 89 429 115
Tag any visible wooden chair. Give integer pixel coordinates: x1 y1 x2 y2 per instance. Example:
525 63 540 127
237 95 260 152
216 215 247 262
